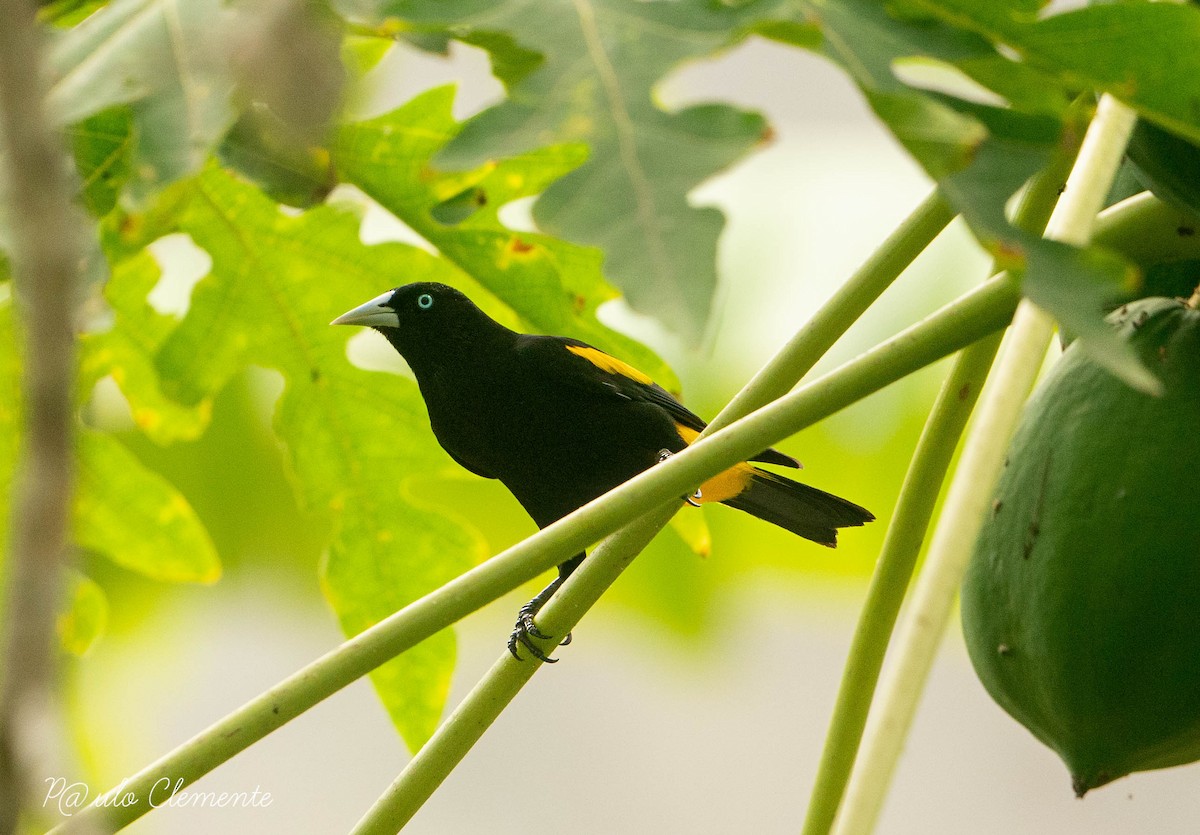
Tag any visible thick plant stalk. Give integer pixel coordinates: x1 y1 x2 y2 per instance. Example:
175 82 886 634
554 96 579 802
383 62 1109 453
798 121 1085 835
0 0 82 828
1091 190 1200 266
831 94 1139 835
50 189 963 834
799 335 1001 835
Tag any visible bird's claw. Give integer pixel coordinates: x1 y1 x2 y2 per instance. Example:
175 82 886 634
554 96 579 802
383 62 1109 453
507 604 571 663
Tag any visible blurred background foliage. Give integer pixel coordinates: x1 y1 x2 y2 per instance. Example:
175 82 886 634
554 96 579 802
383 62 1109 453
6 0 1200 832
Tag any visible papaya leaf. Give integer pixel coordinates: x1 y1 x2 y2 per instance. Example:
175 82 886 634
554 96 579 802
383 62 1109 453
900 0 1200 146
148 167 490 749
342 35 393 79
758 1 1154 391
68 107 134 219
45 0 237 200
340 0 777 340
39 0 112 27
80 249 212 444
44 0 345 205
669 509 710 560
1125 122 1200 219
0 302 215 661
335 85 679 391
58 570 109 657
216 111 338 210
75 430 220 584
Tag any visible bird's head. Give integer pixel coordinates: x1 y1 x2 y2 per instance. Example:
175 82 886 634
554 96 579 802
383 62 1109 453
332 282 509 369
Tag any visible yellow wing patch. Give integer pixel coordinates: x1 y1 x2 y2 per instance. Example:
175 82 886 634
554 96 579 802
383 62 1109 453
567 345 654 386
674 424 754 503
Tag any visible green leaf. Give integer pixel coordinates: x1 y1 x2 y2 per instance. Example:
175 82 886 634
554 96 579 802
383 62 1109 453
759 0 1153 390
39 0 112 27
0 301 218 587
216 111 337 209
46 0 237 199
148 167 491 749
900 1 1200 144
80 250 212 444
68 107 134 218
335 85 679 390
341 35 393 79
45 0 344 206
346 1 775 340
58 570 109 657
75 430 220 583
669 508 710 560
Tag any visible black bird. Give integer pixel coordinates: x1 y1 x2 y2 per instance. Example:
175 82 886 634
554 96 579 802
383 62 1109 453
333 282 873 662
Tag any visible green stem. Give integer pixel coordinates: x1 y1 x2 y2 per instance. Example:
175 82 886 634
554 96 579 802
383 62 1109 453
350 190 960 834
799 335 1002 835
798 110 1087 835
831 94 1139 835
351 504 678 835
1091 190 1200 266
708 189 955 434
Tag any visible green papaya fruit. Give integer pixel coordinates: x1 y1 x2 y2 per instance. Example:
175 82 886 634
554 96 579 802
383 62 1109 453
962 296 1200 797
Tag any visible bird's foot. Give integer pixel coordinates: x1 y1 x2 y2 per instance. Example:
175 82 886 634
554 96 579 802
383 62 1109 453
507 601 572 664
657 448 703 506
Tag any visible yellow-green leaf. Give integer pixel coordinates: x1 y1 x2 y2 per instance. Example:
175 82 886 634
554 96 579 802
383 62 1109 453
75 431 220 584
58 571 109 657
1 302 219 588
335 85 679 392
151 167 487 748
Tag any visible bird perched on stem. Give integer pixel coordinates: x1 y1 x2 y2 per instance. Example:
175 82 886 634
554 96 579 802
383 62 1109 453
333 283 873 662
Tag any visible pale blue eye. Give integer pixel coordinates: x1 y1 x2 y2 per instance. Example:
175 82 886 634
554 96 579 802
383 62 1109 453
417 293 433 310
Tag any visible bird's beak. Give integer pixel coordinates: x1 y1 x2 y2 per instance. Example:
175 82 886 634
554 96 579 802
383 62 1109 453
331 291 400 327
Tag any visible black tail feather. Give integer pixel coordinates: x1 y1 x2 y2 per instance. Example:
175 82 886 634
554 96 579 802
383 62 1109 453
722 469 874 547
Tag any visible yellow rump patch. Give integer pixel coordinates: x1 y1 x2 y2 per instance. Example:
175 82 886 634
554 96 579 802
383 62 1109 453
567 345 655 386
674 424 754 503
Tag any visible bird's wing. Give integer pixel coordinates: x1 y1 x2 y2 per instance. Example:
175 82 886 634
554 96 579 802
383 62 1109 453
546 337 800 469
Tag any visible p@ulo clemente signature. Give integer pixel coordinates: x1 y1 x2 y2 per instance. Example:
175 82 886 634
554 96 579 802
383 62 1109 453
43 776 273 816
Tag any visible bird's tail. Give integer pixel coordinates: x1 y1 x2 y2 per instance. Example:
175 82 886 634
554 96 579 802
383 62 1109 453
720 468 874 547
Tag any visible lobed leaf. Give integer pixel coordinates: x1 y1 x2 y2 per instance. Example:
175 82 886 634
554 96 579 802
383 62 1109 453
75 430 220 583
148 167 489 748
44 0 345 206
0 300 216 660
46 0 237 200
341 0 776 340
759 0 1153 390
80 250 212 444
901 1 1200 145
335 85 679 390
